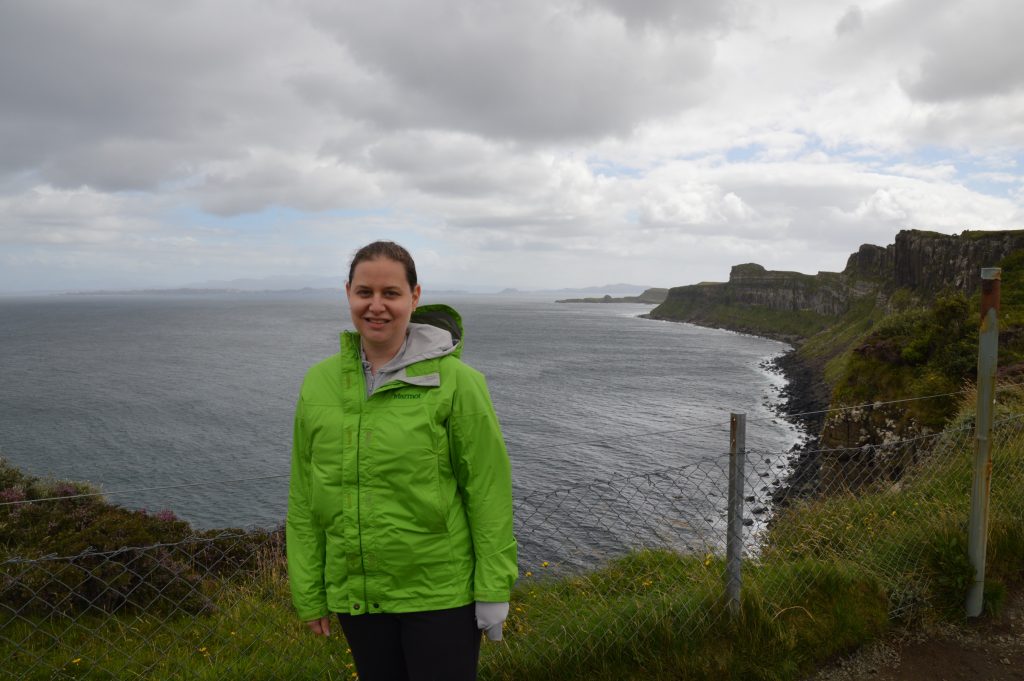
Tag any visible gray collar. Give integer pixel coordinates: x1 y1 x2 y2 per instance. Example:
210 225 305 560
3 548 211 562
360 323 457 396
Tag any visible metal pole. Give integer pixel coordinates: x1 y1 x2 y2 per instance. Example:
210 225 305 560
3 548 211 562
727 412 746 618
967 267 1000 617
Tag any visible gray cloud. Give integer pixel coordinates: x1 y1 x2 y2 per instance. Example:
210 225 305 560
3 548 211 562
302 0 718 141
900 1 1024 101
588 0 740 32
0 2 316 192
835 6 863 36
833 0 1024 103
195 154 382 216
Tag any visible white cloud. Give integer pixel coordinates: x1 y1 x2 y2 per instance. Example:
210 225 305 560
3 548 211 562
0 186 163 245
195 150 384 216
0 0 1022 292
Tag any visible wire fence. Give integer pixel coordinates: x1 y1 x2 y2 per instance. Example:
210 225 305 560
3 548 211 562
3 398 1024 679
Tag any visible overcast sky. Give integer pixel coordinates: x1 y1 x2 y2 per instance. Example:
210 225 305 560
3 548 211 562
2 0 1023 292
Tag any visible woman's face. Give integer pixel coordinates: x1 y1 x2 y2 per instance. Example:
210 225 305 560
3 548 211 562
346 257 421 356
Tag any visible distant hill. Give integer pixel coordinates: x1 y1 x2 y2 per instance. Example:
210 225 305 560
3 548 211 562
555 288 668 304
498 283 656 297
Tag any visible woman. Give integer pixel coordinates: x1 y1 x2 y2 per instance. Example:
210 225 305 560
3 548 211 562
287 240 518 681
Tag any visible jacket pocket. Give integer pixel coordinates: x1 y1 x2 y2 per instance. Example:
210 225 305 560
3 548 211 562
386 452 447 535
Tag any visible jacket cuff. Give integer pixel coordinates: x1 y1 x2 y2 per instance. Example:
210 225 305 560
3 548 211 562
474 589 510 602
295 605 329 622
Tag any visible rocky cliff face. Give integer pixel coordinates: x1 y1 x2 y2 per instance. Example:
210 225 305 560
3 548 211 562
893 229 1024 295
653 229 1024 325
723 264 855 316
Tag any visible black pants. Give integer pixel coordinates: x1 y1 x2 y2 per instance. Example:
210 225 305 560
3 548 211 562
337 604 481 681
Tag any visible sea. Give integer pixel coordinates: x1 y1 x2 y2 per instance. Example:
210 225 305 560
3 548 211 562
0 293 801 531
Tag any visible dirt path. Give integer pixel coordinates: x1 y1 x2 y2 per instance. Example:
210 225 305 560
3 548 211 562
806 589 1024 681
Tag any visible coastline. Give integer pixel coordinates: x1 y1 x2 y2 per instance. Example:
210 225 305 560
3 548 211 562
767 349 829 503
641 313 829 502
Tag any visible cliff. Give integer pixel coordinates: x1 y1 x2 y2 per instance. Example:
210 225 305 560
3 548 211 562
650 229 1024 338
892 229 1024 295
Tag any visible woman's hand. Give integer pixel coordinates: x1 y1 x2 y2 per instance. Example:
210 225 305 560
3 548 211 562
306 616 332 637
475 601 509 641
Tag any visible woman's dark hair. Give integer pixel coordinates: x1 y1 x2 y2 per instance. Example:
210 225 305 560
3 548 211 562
347 241 418 289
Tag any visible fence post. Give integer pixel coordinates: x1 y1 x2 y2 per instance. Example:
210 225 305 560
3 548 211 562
727 412 746 618
967 267 1000 618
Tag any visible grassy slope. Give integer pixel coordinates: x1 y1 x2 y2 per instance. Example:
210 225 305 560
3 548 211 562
651 295 835 341
812 251 1024 431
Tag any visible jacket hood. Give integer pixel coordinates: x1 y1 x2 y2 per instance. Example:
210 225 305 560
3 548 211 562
410 304 463 356
376 304 463 387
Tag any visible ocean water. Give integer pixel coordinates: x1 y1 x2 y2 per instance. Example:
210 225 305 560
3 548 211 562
0 293 799 530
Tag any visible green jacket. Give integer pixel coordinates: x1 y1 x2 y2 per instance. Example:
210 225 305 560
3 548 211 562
287 304 518 620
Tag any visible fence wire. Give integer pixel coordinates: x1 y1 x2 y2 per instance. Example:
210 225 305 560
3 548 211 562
3 411 1024 679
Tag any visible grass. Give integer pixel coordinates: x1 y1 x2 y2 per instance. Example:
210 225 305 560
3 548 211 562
651 297 835 340
3 550 888 681
3 560 359 680
765 392 1024 620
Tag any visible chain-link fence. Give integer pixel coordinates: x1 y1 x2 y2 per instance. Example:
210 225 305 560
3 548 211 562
3 402 1024 679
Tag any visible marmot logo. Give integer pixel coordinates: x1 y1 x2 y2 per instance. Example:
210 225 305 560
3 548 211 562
391 392 423 400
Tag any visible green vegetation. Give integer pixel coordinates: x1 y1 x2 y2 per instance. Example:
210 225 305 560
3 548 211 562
651 297 834 340
962 229 1023 241
0 460 277 618
3 564 346 680
825 290 976 431
490 554 888 681
809 249 1024 435
799 296 886 386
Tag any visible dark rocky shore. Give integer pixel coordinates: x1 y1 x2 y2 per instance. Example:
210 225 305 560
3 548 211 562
765 349 830 503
